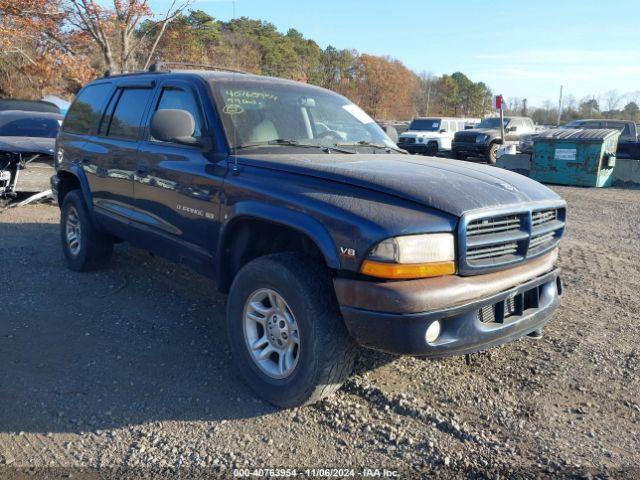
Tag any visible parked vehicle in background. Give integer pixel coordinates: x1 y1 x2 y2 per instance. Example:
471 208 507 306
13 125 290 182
52 67 566 408
0 110 62 199
519 132 537 155
0 99 61 114
378 120 410 136
398 117 479 155
563 119 640 159
520 119 640 159
452 116 536 164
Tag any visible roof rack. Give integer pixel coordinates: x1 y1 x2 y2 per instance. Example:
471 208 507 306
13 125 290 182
148 62 249 75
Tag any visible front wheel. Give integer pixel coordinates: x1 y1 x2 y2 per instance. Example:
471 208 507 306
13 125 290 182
226 253 356 408
486 143 499 164
426 142 439 156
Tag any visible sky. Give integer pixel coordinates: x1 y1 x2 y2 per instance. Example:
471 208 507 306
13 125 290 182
152 0 640 107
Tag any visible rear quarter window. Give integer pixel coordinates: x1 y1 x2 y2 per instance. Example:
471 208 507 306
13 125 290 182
63 83 113 134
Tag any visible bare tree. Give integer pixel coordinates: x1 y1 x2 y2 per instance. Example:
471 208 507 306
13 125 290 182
603 89 624 113
64 0 190 73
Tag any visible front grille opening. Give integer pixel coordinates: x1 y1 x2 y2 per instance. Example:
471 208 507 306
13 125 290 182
467 215 521 237
463 208 565 272
476 285 544 325
467 242 519 261
529 231 557 251
532 209 557 227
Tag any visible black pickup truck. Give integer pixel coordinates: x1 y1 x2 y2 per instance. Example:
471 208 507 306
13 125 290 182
52 68 566 407
452 116 536 163
564 119 640 159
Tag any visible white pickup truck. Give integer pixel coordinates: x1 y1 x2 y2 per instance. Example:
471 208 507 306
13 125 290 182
398 117 479 155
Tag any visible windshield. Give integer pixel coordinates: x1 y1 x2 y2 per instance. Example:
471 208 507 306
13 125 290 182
210 79 396 151
477 118 510 129
408 119 441 132
0 116 60 138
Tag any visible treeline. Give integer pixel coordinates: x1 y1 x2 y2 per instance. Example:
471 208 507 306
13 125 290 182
0 2 493 120
144 12 494 120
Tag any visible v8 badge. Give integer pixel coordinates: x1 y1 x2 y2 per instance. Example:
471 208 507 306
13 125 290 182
340 247 356 257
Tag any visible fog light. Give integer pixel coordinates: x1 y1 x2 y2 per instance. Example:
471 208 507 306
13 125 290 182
425 320 441 344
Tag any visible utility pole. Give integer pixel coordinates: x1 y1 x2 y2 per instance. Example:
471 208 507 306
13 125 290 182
557 85 563 126
425 82 432 116
522 98 528 117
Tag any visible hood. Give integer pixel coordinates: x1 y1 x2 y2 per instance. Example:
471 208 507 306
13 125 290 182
238 154 563 217
0 136 55 155
455 128 497 139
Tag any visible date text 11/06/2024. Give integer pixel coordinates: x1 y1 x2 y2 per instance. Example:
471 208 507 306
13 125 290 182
232 468 400 477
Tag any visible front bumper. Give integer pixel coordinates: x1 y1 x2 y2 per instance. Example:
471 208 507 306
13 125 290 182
451 141 488 156
334 251 562 357
398 143 428 154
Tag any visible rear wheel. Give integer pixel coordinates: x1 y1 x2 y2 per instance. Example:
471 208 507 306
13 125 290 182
60 190 113 271
227 253 356 408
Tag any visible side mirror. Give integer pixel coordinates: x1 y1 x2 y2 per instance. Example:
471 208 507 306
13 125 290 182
440 129 447 133
506 126 517 133
150 109 201 147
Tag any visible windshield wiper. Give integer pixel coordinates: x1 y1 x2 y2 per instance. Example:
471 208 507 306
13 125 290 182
235 139 356 154
336 141 407 154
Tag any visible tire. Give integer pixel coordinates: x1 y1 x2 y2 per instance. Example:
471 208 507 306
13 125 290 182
426 142 438 156
60 190 113 271
227 252 356 408
486 143 499 164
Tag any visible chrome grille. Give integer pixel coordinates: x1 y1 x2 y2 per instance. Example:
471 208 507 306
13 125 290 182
399 137 415 144
467 215 521 236
467 242 518 261
532 209 557 227
529 232 556 250
462 207 565 274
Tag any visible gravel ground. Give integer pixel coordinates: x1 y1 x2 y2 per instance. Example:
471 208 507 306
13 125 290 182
0 185 639 479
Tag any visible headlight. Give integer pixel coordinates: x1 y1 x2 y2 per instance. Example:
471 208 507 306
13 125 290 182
361 233 456 279
475 135 488 144
418 137 423 143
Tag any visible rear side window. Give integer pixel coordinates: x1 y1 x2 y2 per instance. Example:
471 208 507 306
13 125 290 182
63 83 112 134
107 88 153 140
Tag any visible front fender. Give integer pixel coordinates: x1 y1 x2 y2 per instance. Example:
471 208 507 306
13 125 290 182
217 200 341 273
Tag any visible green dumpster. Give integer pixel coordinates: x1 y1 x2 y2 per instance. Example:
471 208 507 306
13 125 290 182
530 128 620 187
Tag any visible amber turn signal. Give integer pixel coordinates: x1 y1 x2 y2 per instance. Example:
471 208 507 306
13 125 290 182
360 260 455 279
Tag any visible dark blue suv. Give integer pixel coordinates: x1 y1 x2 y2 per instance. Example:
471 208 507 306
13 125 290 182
52 67 566 407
